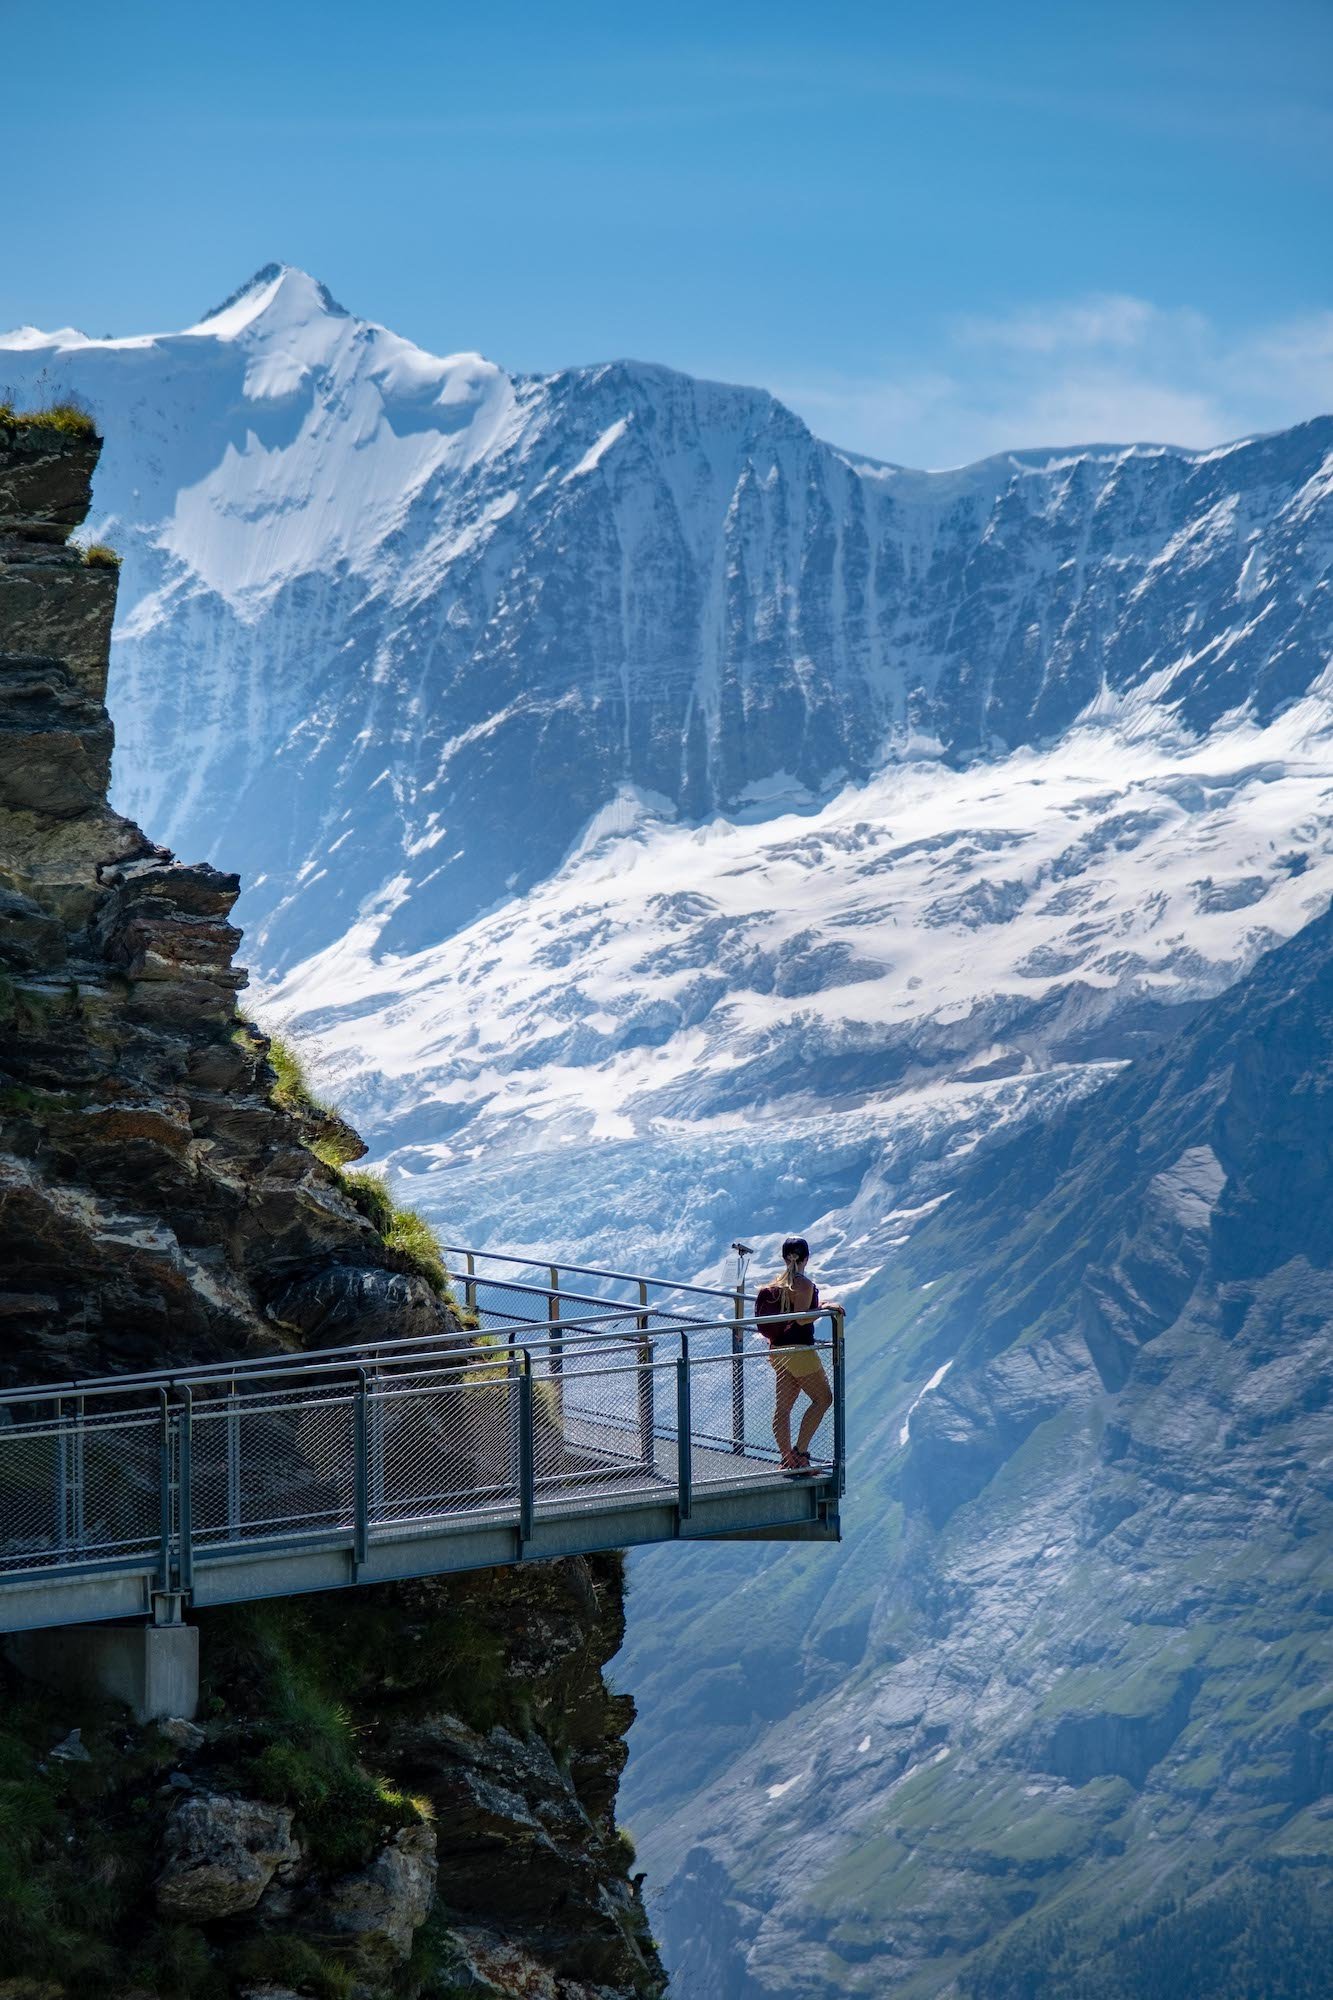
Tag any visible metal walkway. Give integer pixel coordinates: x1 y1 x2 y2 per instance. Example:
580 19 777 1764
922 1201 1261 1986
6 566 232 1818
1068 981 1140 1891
0 1250 844 1634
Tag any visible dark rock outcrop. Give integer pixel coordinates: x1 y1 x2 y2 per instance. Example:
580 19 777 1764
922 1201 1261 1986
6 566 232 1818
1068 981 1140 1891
0 427 457 1380
0 421 665 2000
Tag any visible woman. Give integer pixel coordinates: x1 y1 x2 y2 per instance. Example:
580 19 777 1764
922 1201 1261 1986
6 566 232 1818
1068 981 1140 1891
754 1236 835 1472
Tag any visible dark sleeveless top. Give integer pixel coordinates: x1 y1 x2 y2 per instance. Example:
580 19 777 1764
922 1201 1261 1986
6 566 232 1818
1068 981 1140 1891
754 1280 820 1348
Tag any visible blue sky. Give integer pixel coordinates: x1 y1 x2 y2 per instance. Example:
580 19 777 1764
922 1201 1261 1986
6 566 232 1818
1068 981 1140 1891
5 0 1331 466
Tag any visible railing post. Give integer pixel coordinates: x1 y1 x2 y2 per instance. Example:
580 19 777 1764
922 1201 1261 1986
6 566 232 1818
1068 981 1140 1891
636 1279 654 1473
368 1368 385 1518
177 1387 194 1593
547 1265 563 1413
676 1336 692 1522
226 1381 241 1543
157 1389 172 1595
54 1395 67 1554
731 1288 746 1455
464 1250 477 1317
71 1395 86 1553
831 1309 846 1494
353 1369 369 1570
518 1349 535 1546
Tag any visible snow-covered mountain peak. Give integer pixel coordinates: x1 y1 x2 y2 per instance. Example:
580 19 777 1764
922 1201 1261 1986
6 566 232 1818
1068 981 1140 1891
185 262 349 340
190 262 348 337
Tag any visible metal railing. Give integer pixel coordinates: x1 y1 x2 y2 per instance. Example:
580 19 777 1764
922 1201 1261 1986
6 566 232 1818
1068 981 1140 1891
0 1299 845 1619
442 1243 747 1328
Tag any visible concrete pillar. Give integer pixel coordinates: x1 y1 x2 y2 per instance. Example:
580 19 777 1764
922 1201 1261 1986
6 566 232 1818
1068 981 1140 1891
4 1619 199 1723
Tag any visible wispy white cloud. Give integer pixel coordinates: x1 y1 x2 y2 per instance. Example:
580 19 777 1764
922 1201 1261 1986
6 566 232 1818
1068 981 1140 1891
771 297 1333 470
955 293 1174 354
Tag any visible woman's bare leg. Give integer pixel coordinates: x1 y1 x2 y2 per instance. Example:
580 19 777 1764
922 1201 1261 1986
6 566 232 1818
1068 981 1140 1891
773 1367 801 1460
794 1370 833 1457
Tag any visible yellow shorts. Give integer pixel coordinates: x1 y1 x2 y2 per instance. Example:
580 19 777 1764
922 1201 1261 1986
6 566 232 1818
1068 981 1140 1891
769 1346 827 1382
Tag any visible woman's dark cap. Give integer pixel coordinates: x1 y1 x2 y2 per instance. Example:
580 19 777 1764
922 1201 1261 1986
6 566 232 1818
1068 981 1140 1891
782 1236 810 1261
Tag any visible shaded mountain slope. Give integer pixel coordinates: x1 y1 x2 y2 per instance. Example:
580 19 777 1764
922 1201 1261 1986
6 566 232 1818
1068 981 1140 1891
618 898 1333 1997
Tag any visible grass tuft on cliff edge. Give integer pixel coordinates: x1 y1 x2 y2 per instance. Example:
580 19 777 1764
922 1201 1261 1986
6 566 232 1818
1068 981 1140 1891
79 541 121 568
340 1168 451 1295
0 398 98 439
257 1028 365 1166
240 1021 455 1298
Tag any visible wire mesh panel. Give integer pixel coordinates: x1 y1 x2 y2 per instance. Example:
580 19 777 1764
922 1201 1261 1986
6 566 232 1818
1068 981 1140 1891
0 1406 161 1574
671 1344 836 1490
529 1348 665 1502
467 1275 559 1333
371 1365 518 1525
190 1383 356 1549
81 1412 164 1560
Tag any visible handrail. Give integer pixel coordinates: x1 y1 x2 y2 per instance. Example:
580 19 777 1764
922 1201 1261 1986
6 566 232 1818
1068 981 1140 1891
0 1295 709 1408
440 1243 746 1306
0 1310 835 1412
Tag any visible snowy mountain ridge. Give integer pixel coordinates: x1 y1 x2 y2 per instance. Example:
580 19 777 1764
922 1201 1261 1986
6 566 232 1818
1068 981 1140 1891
4 265 1332 1292
6 266 1331 972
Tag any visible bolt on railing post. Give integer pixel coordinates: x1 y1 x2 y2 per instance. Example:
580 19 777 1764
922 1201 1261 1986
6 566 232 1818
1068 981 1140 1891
636 1279 654 1472
353 1368 370 1569
676 1336 693 1522
731 1288 746 1455
465 1250 477 1317
177 1386 194 1593
518 1350 535 1546
156 1389 172 1595
831 1308 846 1494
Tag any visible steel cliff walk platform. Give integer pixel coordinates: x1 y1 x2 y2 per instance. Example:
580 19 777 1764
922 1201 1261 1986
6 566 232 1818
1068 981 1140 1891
0 1249 845 1640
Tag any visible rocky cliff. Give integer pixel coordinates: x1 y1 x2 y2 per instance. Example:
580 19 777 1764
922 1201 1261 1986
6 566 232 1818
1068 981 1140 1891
0 412 664 2000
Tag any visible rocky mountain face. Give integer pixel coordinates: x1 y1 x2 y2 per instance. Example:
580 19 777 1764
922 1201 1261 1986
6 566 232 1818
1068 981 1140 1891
6 271 1332 1301
0 416 664 2000
4 270 1332 972
617 896 1333 1996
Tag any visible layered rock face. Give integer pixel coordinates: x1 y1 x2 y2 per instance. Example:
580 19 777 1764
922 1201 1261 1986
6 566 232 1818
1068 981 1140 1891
0 415 456 1378
0 419 664 2000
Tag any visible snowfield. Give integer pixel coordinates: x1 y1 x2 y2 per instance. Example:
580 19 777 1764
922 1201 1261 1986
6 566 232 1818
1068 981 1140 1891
262 696 1333 1286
